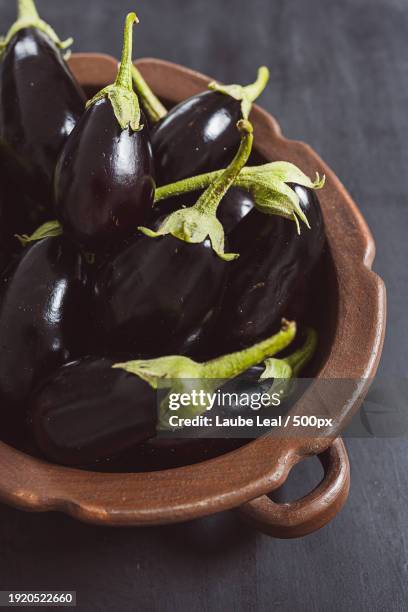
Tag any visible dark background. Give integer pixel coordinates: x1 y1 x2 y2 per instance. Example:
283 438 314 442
0 0 407 610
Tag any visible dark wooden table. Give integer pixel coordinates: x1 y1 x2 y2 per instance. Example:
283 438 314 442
0 0 407 609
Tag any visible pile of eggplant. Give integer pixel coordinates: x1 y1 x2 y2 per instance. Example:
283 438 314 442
0 2 326 468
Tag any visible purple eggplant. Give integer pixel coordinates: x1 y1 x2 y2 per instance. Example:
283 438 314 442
0 236 93 412
54 13 155 252
29 321 296 466
151 67 269 185
0 0 85 212
218 184 325 351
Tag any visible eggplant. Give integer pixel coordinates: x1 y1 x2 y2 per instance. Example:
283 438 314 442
29 357 157 467
54 13 155 252
219 188 255 234
29 321 296 466
0 235 93 411
0 0 85 212
96 120 253 358
151 67 269 185
217 184 325 351
96 233 226 357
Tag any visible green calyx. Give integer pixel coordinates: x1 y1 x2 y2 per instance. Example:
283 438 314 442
114 319 296 428
15 220 63 246
236 162 325 233
0 0 73 59
154 162 325 234
86 12 142 131
139 119 254 261
260 327 317 400
208 66 270 120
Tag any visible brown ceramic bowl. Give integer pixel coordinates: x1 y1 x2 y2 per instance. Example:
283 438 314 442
0 54 386 537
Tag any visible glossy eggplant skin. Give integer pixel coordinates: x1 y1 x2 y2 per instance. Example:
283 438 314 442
219 188 254 234
0 236 93 412
29 357 157 467
152 91 242 185
218 184 325 351
96 233 228 358
54 98 155 252
0 28 86 207
153 187 254 236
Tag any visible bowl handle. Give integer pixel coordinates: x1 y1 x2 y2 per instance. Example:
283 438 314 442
237 438 350 538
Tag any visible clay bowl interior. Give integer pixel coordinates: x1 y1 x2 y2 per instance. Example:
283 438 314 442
0 54 386 526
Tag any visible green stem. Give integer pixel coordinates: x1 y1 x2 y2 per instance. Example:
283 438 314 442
202 320 296 379
115 12 139 92
18 0 39 20
154 171 217 203
284 328 317 376
85 13 141 131
132 65 167 123
194 119 253 216
260 328 317 401
243 66 270 103
114 320 297 429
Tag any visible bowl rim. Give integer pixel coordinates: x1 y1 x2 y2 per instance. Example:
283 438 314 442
0 54 386 526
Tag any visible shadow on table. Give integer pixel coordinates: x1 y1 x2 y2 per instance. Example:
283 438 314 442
0 455 324 571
